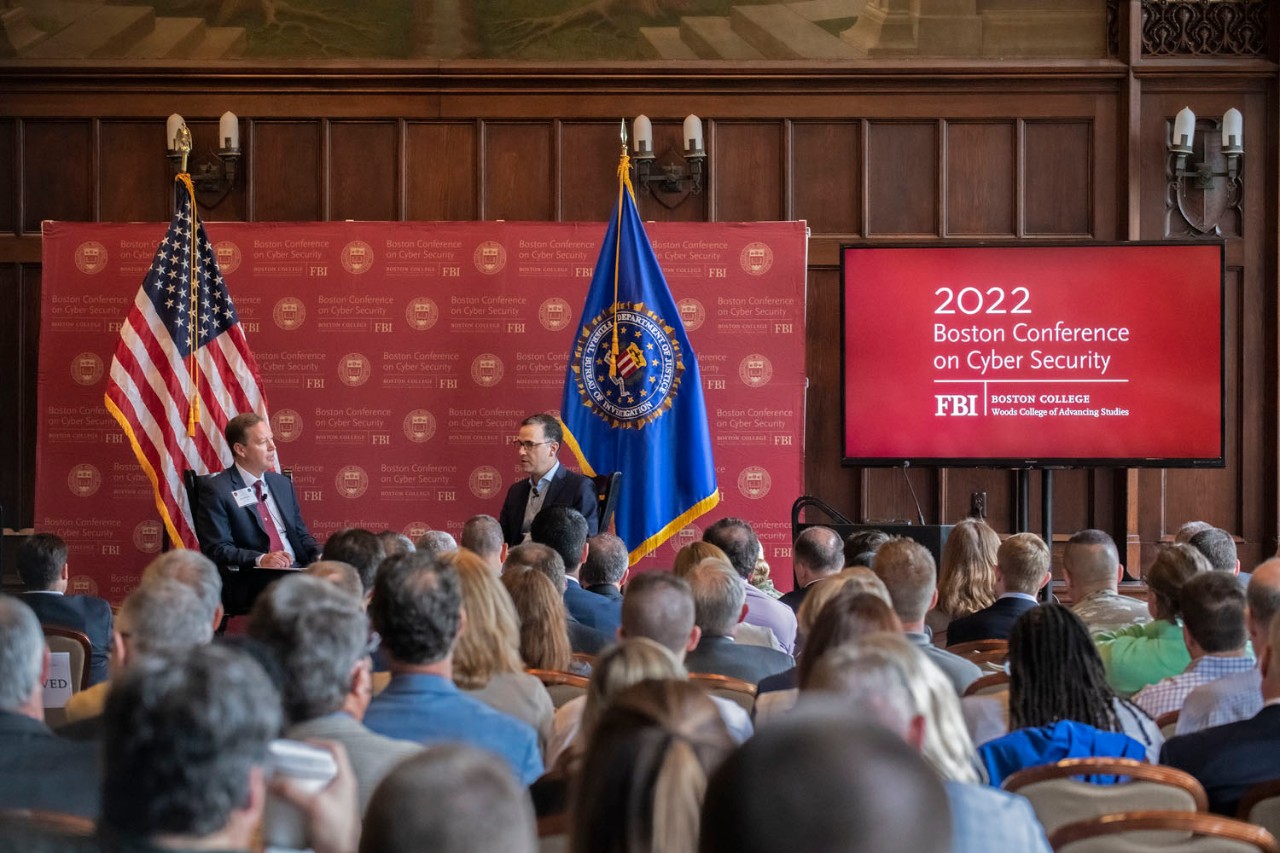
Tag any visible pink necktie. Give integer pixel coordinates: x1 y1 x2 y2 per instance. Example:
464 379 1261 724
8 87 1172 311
253 480 287 555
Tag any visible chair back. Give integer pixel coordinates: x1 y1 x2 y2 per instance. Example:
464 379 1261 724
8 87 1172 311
592 473 621 533
0 810 96 853
1003 757 1207 836
528 669 589 709
537 812 569 853
41 626 92 693
688 672 757 714
1155 710 1180 738
948 638 1009 666
1238 779 1280 840
963 671 1010 697
1050 810 1280 853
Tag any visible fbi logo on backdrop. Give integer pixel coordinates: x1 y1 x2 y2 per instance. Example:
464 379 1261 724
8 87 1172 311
339 353 371 387
471 353 504 387
677 298 706 332
739 354 773 388
74 241 108 275
336 465 369 499
406 297 439 331
271 409 303 442
539 297 572 331
68 464 102 498
469 466 502 499
740 242 773 276
341 241 374 275
738 466 772 500
474 241 507 275
572 302 684 429
133 520 164 554
214 240 242 274
273 297 307 330
72 353 104 386
403 409 436 443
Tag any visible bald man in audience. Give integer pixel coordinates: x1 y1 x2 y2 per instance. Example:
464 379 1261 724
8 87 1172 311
1063 529 1149 635
416 529 459 560
461 514 507 574
779 526 844 613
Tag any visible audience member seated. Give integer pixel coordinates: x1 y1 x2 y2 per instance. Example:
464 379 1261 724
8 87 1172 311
976 605 1152 785
99 644 359 853
580 532 628 601
441 549 554 749
504 542 611 655
15 533 112 686
1160 603 1280 815
844 528 891 569
1063 528 1150 635
415 529 459 559
778 526 844 613
747 540 783 600
701 711 952 853
805 635 1051 852
675 541 780 650
1188 525 1247 586
947 532 1050 646
703 517 798 654
322 528 387 601
247 575 421 813
376 530 415 560
1178 557 1280 734
363 552 542 784
307 560 366 602
0 595 100 819
755 588 901 725
1133 570 1255 718
500 567 583 675
571 680 734 853
64 577 214 728
531 506 621 637
360 744 536 853
461 514 507 575
925 518 999 638
1094 542 1210 696
683 558 794 683
873 537 982 694
141 549 226 634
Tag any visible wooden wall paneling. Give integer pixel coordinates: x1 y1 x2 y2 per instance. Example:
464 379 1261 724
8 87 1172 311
329 122 400 222
482 122 553 222
710 122 783 223
22 120 93 232
803 268 861 518
0 265 40 529
406 122 477 221
944 121 1016 237
1023 120 1093 236
628 118 707 224
0 119 15 233
861 467 934 525
176 118 248 223
250 121 322 222
791 121 860 235
865 121 938 237
98 121 170 223
943 468 1015 531
559 122 627 222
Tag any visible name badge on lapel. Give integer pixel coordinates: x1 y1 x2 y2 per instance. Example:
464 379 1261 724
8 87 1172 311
233 487 257 508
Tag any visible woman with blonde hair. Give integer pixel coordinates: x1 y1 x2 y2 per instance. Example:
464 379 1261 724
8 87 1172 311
672 540 729 577
926 518 999 637
569 679 734 853
501 567 579 675
442 549 554 748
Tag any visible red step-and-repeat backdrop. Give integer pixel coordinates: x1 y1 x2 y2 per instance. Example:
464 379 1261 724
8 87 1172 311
38 220 808 603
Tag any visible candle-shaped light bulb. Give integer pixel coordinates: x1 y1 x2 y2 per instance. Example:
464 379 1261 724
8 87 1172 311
220 111 240 151
1171 107 1195 155
683 114 704 155
632 115 653 156
1221 107 1243 155
166 113 186 151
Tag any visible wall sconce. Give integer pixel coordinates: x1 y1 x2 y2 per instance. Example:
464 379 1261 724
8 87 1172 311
1167 106 1243 236
166 111 241 207
630 114 706 209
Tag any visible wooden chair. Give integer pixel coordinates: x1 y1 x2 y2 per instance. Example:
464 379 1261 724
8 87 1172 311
40 625 91 729
0 809 96 852
592 472 621 533
1155 710 1180 738
1049 810 1280 853
1238 779 1280 840
688 672 757 714
569 652 596 672
537 812 569 853
528 669 589 709
948 638 1009 666
963 671 1010 697
1004 756 1208 837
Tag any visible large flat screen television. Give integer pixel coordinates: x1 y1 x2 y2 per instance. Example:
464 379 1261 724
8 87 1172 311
840 242 1224 468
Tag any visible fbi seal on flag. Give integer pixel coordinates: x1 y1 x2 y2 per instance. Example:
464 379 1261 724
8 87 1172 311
573 301 685 429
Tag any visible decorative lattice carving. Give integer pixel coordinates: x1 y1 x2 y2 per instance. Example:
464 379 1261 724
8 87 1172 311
1141 0 1267 56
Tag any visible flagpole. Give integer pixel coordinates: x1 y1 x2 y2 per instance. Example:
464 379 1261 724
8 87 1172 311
173 124 201 437
610 120 631 380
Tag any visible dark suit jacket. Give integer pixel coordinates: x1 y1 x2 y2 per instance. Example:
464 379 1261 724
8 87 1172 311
684 635 795 683
1161 704 1280 815
567 617 612 656
20 592 112 687
946 596 1039 646
498 465 599 547
194 466 320 570
565 579 622 637
778 585 810 613
585 583 623 601
0 711 101 819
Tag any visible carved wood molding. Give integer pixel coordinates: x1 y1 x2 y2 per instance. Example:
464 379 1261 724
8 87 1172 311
1141 0 1268 57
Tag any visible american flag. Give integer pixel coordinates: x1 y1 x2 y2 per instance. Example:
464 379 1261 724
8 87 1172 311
104 177 269 548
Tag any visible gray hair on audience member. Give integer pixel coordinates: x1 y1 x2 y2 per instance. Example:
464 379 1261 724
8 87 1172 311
101 644 282 839
686 558 746 637
120 578 215 657
581 533 629 587
1174 520 1214 545
248 575 369 725
805 643 916 735
1188 527 1238 574
0 596 44 710
504 542 566 592
461 515 505 560
306 560 365 601
378 530 416 559
361 744 536 853
416 530 459 560
142 549 223 627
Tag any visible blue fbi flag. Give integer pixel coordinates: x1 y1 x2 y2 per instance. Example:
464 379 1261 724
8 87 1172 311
560 159 719 565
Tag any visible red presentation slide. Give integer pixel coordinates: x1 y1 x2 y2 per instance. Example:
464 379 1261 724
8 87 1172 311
842 243 1223 466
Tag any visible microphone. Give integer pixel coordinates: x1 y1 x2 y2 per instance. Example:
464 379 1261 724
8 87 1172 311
901 462 926 527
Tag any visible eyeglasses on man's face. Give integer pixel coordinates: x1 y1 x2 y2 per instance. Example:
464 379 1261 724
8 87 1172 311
512 439 554 451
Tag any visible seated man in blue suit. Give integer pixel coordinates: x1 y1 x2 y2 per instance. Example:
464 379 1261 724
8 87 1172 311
194 412 321 572
531 506 621 638
16 533 112 686
498 413 598 547
947 532 1050 647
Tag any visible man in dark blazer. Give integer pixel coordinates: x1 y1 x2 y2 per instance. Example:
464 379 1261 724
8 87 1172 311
1160 610 1280 815
498 413 598 547
947 532 1051 647
16 533 112 686
581 532 629 601
684 559 794 683
531 506 621 637
0 595 101 819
